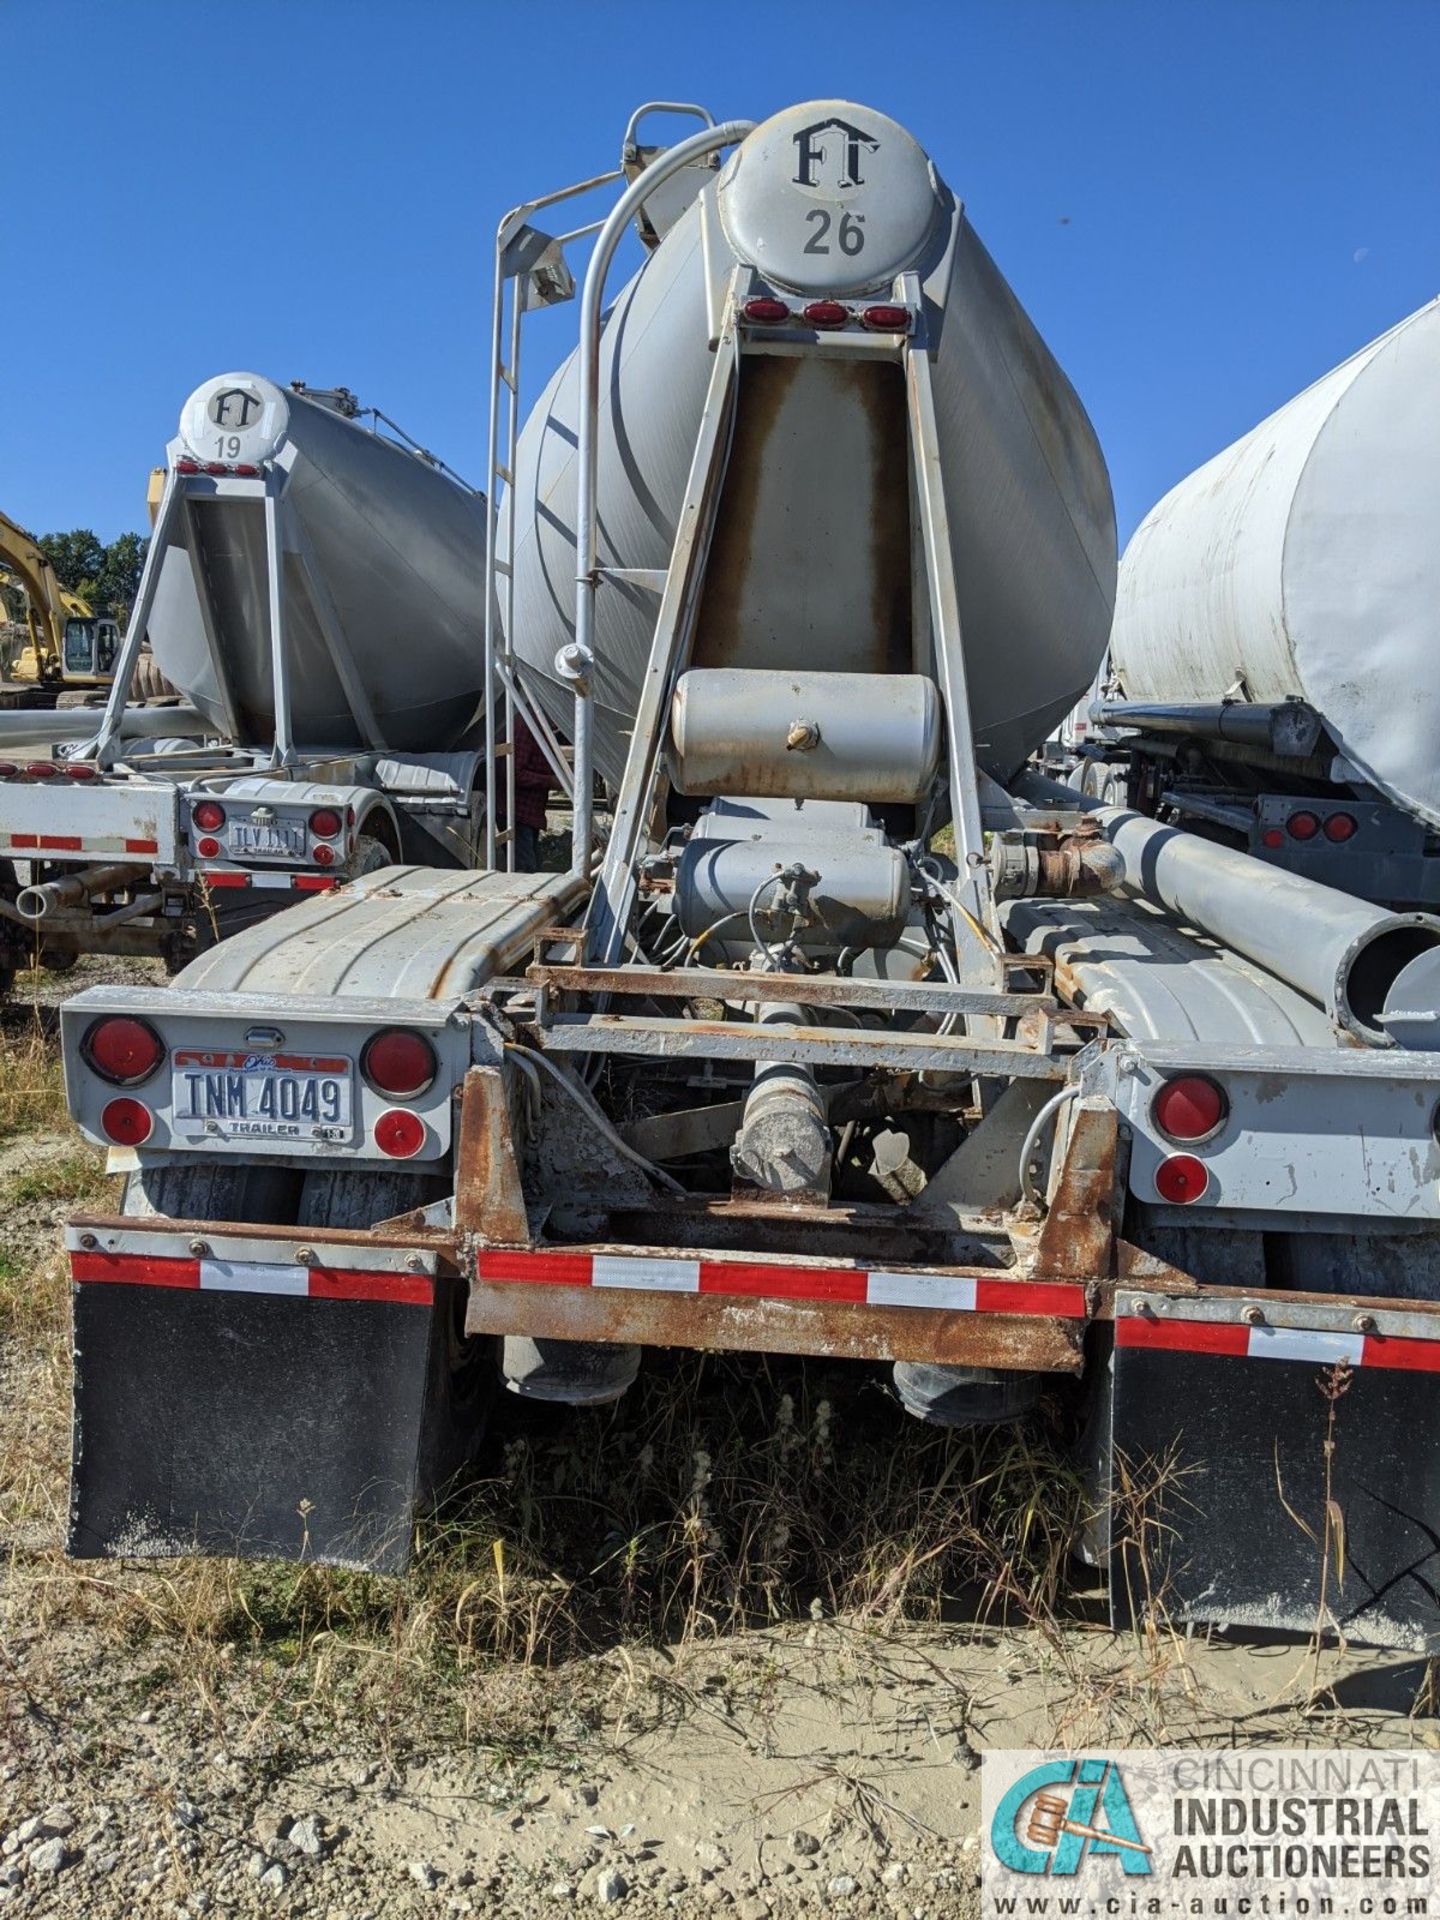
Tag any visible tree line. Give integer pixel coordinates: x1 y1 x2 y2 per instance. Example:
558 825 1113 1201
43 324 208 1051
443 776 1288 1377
38 529 148 623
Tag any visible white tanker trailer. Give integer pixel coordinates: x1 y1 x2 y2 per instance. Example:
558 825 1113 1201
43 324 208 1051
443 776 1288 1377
1096 298 1440 910
0 376 500 992
50 102 1440 1653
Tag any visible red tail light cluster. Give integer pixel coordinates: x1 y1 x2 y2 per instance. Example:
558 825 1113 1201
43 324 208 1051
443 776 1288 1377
0 757 91 781
82 1016 164 1086
1149 1073 1229 1206
309 808 342 839
196 836 222 859
361 1028 437 1099
1264 809 1360 849
174 458 262 478
101 1098 153 1146
193 800 226 832
739 296 912 333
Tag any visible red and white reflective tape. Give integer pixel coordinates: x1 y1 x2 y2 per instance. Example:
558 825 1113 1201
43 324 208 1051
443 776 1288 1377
70 1246 432 1307
200 869 336 892
1117 1313 1440 1375
3 832 158 855
476 1248 1085 1317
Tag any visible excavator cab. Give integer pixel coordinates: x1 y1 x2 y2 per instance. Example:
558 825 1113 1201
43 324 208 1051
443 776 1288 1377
61 614 120 682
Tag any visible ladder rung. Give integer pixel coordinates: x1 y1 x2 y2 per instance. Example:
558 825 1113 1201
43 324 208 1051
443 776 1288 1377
499 364 517 392
495 464 513 486
492 559 512 577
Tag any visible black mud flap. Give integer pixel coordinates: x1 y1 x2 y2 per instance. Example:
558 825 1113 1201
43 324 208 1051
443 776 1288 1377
1098 1292 1440 1654
70 1273 485 1573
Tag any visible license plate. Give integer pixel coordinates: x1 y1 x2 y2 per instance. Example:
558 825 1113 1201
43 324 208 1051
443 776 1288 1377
171 1049 353 1142
228 820 306 859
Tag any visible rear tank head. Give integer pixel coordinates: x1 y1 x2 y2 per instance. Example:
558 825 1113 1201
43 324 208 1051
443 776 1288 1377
716 101 945 298
178 372 291 470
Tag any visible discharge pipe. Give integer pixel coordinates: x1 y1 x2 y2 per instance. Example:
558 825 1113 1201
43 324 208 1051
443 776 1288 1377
16 862 147 921
1012 771 1440 1047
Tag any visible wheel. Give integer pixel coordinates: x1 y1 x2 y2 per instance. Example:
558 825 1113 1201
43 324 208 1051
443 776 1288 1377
348 833 392 879
131 652 176 701
39 945 79 974
123 1158 303 1224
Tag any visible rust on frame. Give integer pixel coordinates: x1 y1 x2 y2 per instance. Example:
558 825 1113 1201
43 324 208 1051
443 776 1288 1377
452 1066 531 1245
465 1279 1086 1373
1028 1098 1119 1281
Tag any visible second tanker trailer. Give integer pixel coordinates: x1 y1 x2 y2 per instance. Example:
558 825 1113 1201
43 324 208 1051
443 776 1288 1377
0 375 507 991
50 101 1440 1654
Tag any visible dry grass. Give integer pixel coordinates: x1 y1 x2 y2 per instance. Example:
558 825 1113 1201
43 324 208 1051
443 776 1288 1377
0 1009 68 1142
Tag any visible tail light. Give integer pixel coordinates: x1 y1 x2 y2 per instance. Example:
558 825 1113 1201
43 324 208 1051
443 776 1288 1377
196 836 222 859
0 762 18 779
232 464 261 478
802 301 849 329
203 462 228 476
101 1098 153 1146
82 1016 164 1086
1324 812 1358 843
374 1109 426 1159
861 304 910 331
62 763 97 782
1287 810 1320 841
1261 828 1284 849
26 761 58 779
173 458 200 475
309 808 342 838
742 296 790 324
312 844 335 867
1154 1154 1209 1205
361 1028 437 1099
193 800 226 832
1151 1075 1227 1143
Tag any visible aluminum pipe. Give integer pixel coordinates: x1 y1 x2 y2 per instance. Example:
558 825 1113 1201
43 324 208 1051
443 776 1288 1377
0 704 208 753
1012 771 1440 1047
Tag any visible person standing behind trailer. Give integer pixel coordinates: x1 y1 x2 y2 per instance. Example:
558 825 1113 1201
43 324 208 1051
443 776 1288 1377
503 715 553 871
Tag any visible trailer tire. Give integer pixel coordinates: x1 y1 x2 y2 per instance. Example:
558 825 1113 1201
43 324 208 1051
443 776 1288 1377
350 833 393 878
122 1160 304 1226
892 1361 1042 1429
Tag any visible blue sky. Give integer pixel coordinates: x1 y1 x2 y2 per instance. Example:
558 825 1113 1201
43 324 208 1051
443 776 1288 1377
3 0 1436 547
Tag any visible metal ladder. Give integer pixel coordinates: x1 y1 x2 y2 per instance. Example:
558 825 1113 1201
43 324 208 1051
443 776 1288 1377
479 104 726 873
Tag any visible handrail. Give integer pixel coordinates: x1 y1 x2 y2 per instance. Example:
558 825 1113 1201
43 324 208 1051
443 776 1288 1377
570 117 754 876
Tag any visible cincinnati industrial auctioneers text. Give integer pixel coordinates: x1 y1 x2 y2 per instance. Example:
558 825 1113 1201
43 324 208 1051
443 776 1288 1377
981 1752 1440 1920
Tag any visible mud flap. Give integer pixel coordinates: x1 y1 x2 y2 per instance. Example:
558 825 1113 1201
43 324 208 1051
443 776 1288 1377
69 1246 482 1573
1099 1291 1440 1653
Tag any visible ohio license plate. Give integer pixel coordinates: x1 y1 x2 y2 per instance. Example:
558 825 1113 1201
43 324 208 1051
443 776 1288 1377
228 819 306 859
171 1049 353 1142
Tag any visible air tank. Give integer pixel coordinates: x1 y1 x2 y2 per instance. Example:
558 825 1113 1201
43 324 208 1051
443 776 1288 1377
1110 298 1440 827
500 101 1116 793
147 375 488 751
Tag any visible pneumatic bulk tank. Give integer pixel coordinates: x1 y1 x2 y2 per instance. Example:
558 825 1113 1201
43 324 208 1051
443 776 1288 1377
1110 298 1440 826
499 101 1116 792
148 374 488 751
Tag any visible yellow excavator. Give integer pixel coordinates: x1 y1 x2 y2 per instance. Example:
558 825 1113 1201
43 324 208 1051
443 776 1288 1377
0 508 119 706
0 507 170 709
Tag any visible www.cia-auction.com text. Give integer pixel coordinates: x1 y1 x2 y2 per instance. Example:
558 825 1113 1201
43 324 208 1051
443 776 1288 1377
982 1751 1438 1919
